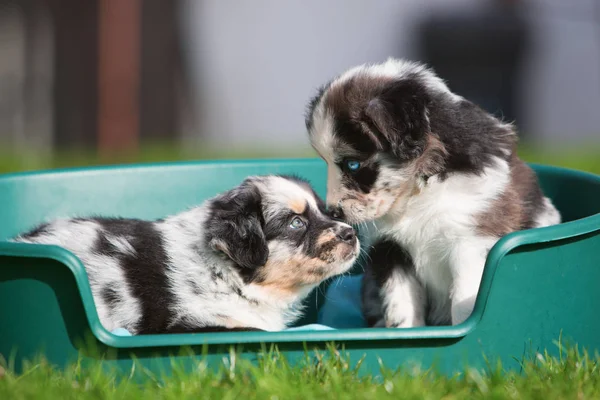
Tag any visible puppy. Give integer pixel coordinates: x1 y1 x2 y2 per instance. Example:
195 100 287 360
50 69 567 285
305 58 561 327
13 175 359 334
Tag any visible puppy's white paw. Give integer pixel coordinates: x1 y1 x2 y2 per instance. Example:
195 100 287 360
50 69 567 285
386 316 426 328
451 296 476 325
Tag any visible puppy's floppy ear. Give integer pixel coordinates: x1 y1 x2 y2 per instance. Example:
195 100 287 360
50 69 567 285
364 80 430 159
205 180 269 269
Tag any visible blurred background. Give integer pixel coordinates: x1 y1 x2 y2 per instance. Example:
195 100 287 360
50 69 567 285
0 0 598 174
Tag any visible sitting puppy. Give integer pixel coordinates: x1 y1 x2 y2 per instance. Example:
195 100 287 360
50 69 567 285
13 175 359 334
305 58 561 327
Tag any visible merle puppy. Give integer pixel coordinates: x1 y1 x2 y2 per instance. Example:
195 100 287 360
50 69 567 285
305 58 561 327
13 175 359 334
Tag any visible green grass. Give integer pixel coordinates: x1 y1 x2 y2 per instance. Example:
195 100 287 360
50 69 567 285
1 344 599 399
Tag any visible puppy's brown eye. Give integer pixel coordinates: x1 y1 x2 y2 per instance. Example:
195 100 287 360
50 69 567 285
289 216 305 229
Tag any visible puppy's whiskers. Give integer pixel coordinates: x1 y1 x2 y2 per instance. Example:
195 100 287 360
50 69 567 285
371 220 380 234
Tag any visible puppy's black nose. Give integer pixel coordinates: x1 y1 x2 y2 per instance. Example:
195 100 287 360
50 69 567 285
336 226 356 243
328 206 345 221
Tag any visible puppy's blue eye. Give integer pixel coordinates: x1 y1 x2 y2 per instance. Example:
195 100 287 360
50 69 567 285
346 160 361 171
290 217 305 229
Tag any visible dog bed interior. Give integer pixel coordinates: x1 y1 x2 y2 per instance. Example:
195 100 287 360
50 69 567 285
2 158 600 338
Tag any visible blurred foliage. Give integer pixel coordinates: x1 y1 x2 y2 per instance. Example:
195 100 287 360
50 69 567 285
517 142 600 175
0 141 316 174
0 140 598 175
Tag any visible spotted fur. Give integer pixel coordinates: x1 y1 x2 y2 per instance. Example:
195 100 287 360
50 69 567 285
12 175 360 334
305 58 561 327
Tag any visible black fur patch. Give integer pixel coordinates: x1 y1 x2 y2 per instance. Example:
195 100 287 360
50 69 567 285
101 285 121 308
361 268 384 327
339 161 380 193
365 238 415 288
187 279 204 296
93 218 175 334
21 223 51 239
362 79 431 160
211 270 224 281
334 113 380 155
204 181 269 280
361 238 419 327
429 98 515 177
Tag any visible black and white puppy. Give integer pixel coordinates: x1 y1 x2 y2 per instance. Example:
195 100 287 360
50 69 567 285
305 58 561 327
13 175 359 334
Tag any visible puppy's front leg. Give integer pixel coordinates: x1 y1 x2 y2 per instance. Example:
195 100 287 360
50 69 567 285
382 268 427 328
362 239 426 328
449 238 496 325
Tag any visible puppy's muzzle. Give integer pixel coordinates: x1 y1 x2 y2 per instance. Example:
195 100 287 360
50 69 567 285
335 225 356 245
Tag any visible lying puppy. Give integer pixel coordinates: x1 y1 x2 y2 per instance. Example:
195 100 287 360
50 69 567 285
305 58 561 327
13 175 359 334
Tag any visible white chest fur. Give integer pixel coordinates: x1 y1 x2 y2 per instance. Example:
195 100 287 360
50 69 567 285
373 157 510 324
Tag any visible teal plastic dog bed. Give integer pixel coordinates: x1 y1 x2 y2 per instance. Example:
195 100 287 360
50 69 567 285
1 158 599 375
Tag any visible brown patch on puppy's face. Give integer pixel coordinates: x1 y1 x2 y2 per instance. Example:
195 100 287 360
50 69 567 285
288 198 306 214
256 241 346 292
316 231 336 247
250 176 359 293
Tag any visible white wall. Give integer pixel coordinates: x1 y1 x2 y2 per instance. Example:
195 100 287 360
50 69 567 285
520 0 600 140
179 0 600 148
